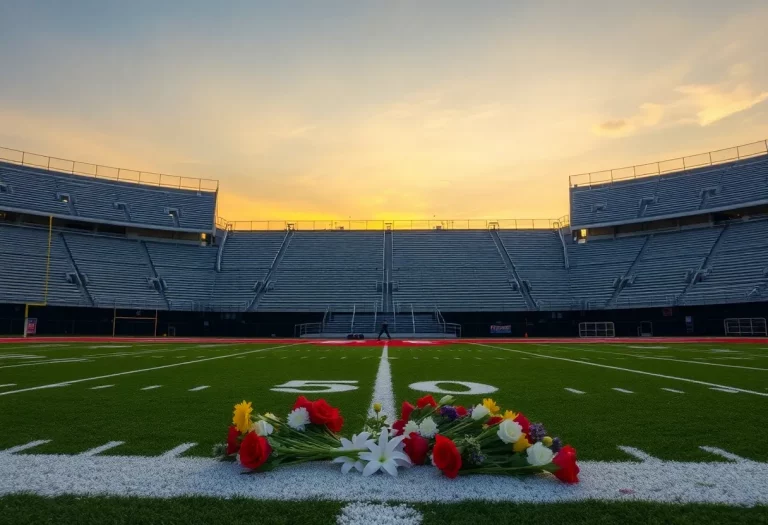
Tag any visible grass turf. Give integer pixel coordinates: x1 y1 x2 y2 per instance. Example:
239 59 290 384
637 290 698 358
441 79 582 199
1 340 767 523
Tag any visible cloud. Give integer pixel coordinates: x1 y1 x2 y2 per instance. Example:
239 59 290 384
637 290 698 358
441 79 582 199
592 103 665 138
675 83 768 126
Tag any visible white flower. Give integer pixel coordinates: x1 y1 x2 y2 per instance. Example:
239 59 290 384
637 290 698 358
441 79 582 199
403 420 420 436
251 420 274 437
287 407 310 431
333 432 371 474
263 412 277 420
471 404 490 420
438 395 455 405
418 417 438 438
359 431 411 476
526 442 555 466
496 419 523 444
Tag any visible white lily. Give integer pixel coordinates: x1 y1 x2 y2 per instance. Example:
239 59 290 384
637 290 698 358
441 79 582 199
332 432 372 474
359 430 412 477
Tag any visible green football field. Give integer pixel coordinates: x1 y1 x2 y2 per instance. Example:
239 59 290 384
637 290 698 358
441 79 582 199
1 339 767 524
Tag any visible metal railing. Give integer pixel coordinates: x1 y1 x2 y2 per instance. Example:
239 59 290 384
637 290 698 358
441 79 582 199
0 145 219 192
569 139 768 188
216 217 570 232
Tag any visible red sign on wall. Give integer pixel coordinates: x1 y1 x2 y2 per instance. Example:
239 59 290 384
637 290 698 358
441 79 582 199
26 318 38 336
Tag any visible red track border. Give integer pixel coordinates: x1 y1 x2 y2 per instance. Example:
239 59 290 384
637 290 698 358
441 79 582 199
1 336 768 345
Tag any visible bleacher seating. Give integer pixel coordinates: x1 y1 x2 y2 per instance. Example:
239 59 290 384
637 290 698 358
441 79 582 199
571 156 768 228
257 231 383 311
145 241 217 310
0 162 216 231
392 230 527 311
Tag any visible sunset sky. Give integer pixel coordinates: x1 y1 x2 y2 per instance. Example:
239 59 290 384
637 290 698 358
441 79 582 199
1 1 767 223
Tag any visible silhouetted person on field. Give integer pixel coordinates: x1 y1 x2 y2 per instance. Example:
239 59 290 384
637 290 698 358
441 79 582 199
378 320 391 341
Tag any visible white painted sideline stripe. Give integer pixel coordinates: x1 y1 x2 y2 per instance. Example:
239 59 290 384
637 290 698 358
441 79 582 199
473 343 768 397
160 443 197 458
0 343 302 397
337 502 422 525
700 446 750 463
662 388 685 394
141 385 162 391
79 441 124 457
0 440 51 454
710 387 739 393
90 384 114 390
612 388 634 394
1 452 766 505
369 344 395 420
564 388 585 394
189 386 209 392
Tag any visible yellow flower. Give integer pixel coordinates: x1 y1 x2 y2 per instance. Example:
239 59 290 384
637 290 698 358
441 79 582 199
513 435 531 453
482 398 500 415
233 400 253 434
373 403 382 413
503 409 518 420
542 436 553 447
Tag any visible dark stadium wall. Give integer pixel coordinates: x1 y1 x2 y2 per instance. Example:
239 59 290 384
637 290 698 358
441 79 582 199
443 302 768 338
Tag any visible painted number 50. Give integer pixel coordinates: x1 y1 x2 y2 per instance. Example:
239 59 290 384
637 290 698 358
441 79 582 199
272 380 359 393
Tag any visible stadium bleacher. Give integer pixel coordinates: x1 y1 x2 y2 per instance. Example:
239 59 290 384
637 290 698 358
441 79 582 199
0 161 216 232
570 156 768 228
2 143 768 321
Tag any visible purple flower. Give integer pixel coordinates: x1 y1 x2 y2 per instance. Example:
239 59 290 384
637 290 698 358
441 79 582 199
529 423 547 443
440 405 459 421
550 437 563 453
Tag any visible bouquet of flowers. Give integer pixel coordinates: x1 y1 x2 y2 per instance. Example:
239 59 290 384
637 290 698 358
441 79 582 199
215 394 579 484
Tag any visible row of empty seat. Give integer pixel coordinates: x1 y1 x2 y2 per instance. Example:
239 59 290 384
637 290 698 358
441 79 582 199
0 162 216 231
2 222 767 311
571 156 768 228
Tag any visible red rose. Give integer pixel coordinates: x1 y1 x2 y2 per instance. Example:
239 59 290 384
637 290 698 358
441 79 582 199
514 413 531 437
487 416 503 426
455 406 467 417
294 396 312 411
391 419 406 436
417 395 437 409
403 432 429 465
307 399 334 424
239 431 272 470
401 401 415 421
327 408 344 433
553 445 580 484
226 425 240 455
433 435 462 479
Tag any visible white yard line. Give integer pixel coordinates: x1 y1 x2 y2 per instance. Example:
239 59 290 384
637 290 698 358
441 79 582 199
0 384 17 388
473 343 768 397
90 385 114 390
0 447 766 505
612 388 634 394
564 388 585 394
0 358 90 369
699 446 750 462
0 343 302 397
368 344 395 420
160 443 197 458
189 386 210 392
141 385 162 391
617 446 657 462
0 440 50 454
545 344 768 372
79 441 124 456
662 388 685 394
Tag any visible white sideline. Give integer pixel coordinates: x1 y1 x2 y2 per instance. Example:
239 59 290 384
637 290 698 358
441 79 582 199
0 343 302 397
0 447 766 505
710 387 739 394
337 503 422 525
79 441 124 456
472 343 768 397
368 344 395 420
